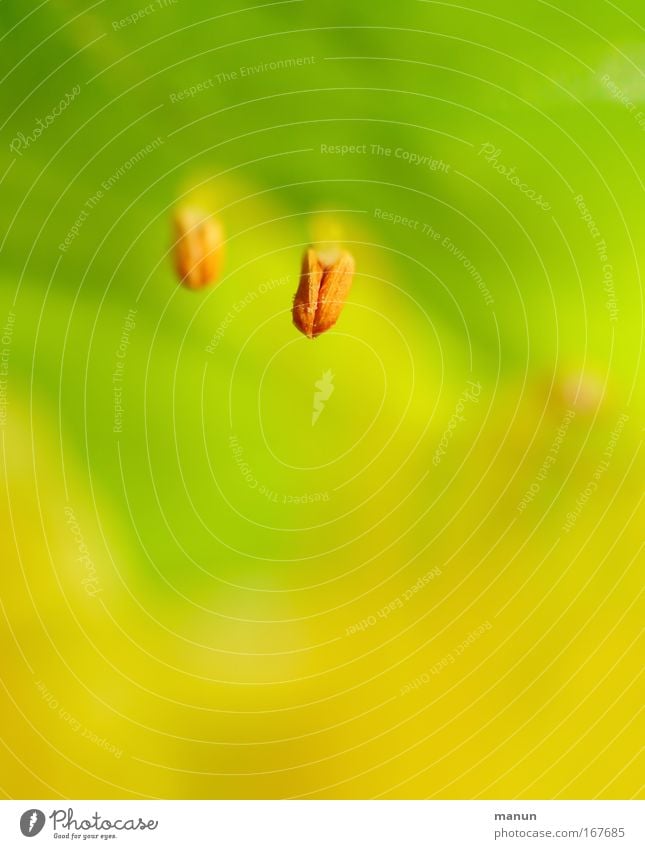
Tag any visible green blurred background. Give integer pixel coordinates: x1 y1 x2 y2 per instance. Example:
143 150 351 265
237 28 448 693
0 0 642 799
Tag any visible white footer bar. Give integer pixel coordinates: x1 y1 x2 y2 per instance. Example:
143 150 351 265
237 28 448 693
0 800 642 848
